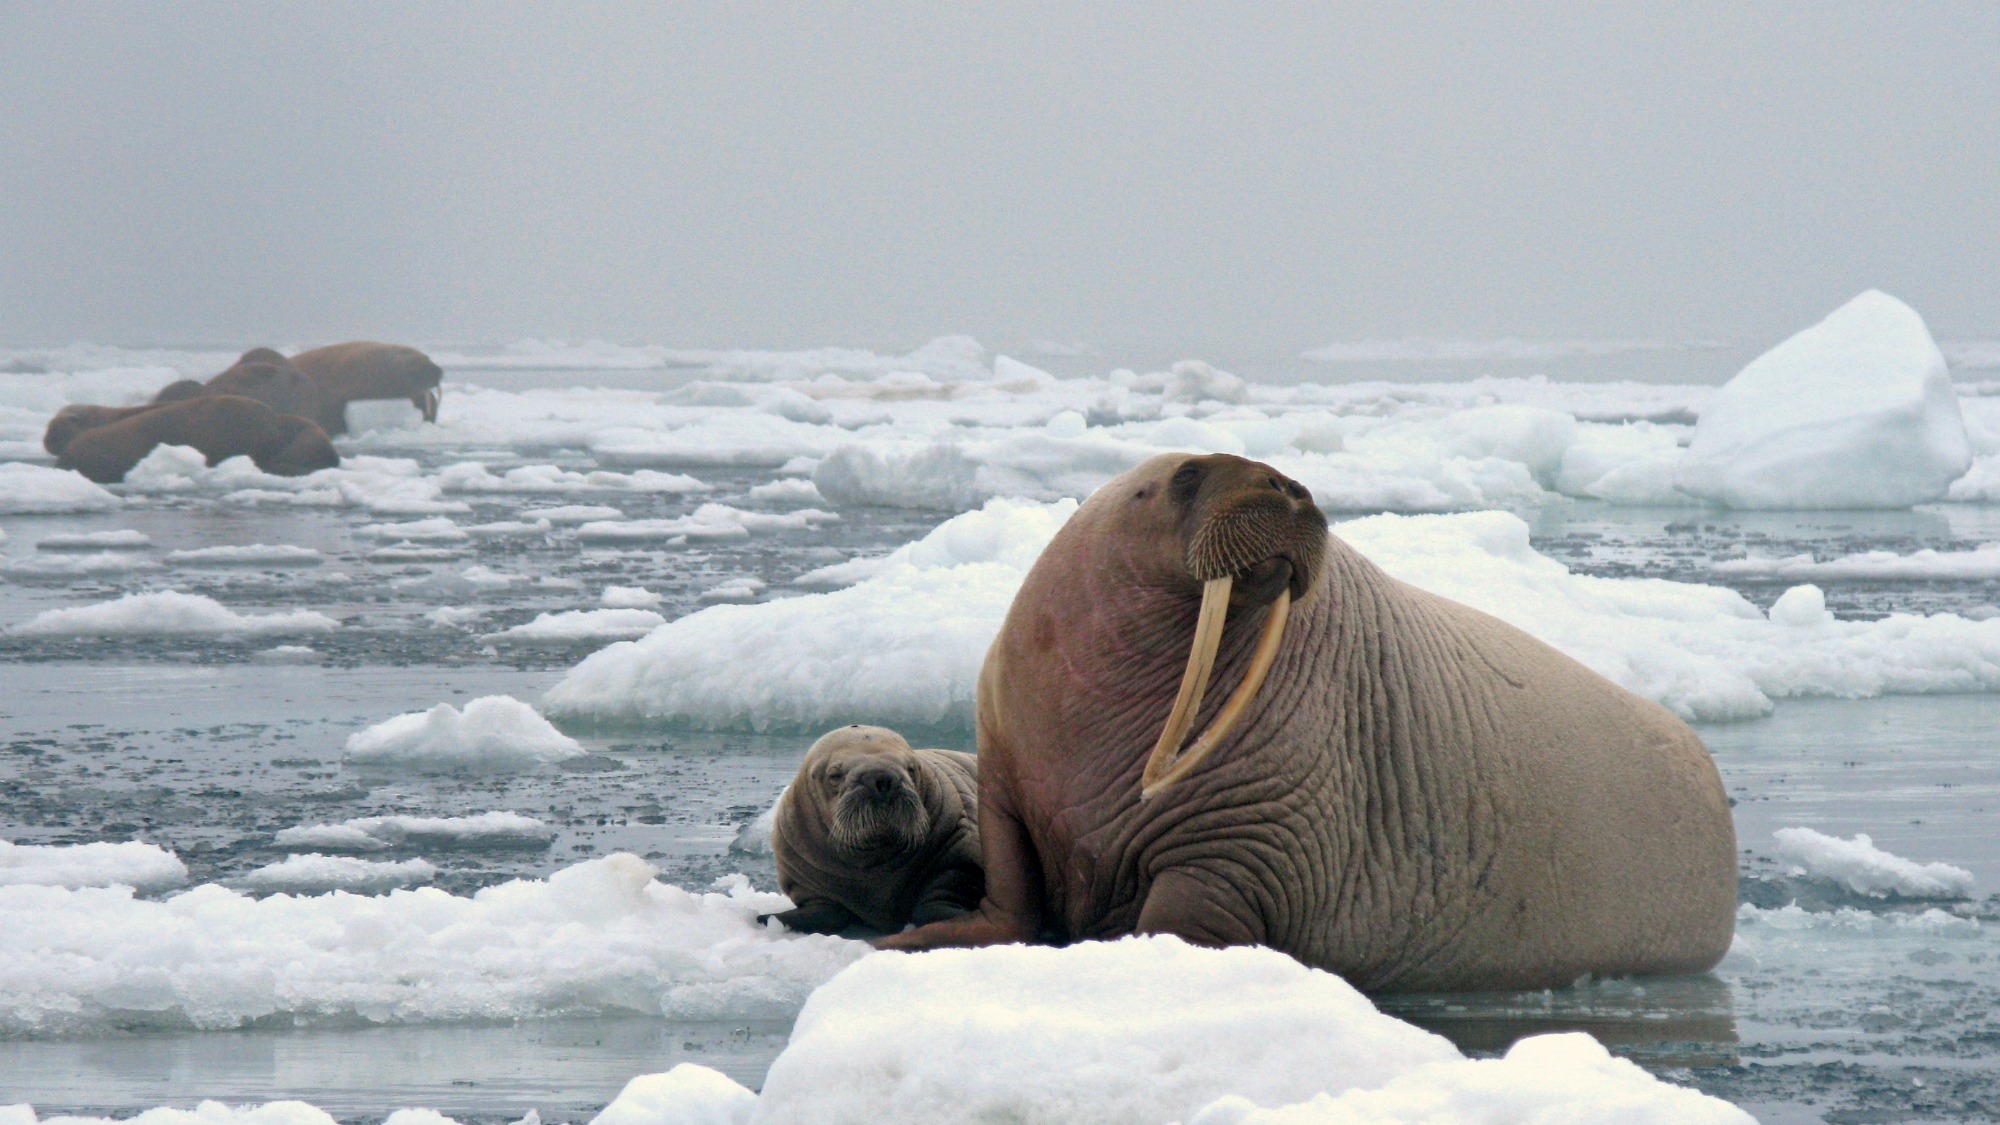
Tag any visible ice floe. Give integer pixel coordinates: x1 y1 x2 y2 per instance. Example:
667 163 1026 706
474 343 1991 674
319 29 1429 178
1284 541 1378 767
1675 291 1971 508
239 855 438 895
1 551 163 579
0 840 187 892
521 504 627 524
0 854 862 1035
602 585 665 609
1771 827 1976 899
355 517 469 542
1716 544 2000 582
589 1065 758 1125
698 578 766 603
574 504 838 544
436 462 708 495
0 463 121 514
274 811 553 853
482 608 668 644
166 544 325 567
10 592 339 637
34 529 152 551
343 695 586 771
550 498 2000 728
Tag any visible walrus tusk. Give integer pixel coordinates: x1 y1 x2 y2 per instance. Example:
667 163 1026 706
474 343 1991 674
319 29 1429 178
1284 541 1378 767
1141 583 1290 800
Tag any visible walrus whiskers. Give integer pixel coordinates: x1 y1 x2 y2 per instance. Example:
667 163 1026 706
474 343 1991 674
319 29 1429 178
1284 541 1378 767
1141 580 1290 799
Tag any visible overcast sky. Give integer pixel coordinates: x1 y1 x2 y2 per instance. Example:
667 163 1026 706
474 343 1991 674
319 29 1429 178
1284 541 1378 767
2 3 1996 355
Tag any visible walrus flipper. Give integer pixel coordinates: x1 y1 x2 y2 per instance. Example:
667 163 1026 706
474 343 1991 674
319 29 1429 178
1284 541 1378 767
909 861 986 926
760 898 860 935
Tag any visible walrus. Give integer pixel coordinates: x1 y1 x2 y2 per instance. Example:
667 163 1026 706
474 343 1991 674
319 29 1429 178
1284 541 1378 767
43 403 150 457
56 395 341 483
761 725 983 935
201 347 323 420
880 452 1737 992
289 341 444 434
152 379 208 403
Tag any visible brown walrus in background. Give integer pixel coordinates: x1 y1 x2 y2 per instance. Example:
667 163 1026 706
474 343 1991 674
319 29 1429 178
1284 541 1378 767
289 341 444 434
880 452 1736 992
202 347 322 420
43 403 151 457
761 724 983 935
56 395 341 483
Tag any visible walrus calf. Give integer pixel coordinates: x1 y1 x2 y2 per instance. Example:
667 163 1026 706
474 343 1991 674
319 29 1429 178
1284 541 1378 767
56 395 340 483
289 341 444 435
881 452 1737 992
762 725 983 935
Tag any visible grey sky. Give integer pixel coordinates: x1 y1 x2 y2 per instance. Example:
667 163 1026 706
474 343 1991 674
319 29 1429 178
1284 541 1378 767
2 3 1996 355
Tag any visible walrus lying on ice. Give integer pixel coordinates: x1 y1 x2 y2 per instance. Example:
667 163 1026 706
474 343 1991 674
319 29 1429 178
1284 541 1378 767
762 725 983 935
41 349 321 457
880 453 1736 992
289 341 444 435
56 395 341 483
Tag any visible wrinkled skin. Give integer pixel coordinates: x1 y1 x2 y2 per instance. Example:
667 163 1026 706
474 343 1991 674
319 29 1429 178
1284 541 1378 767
56 395 340 483
880 452 1737 992
290 341 444 434
203 347 323 420
762 725 983 935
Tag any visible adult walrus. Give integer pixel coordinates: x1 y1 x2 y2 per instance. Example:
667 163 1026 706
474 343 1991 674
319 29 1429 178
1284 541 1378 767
202 347 322 420
57 395 340 483
880 452 1737 992
289 341 444 435
761 725 983 935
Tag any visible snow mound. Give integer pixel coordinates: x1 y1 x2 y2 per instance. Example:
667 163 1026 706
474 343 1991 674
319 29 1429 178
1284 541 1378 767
0 840 187 892
344 695 587 771
545 498 1075 729
10 592 338 637
240 855 438 895
750 936 1744 1125
0 463 121 514
166 544 324 566
275 811 554 853
1674 291 1970 508
483 608 667 643
1183 1032 1750 1124
602 585 665 609
589 1065 757 1125
35 529 152 551
0 855 863 1035
1772 827 1975 899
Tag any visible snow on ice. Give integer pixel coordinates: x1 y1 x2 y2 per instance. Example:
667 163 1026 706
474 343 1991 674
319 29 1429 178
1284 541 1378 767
10 592 338 637
343 695 586 771
1772 827 1976 899
1675 290 1972 508
238 855 438 895
0 840 188 892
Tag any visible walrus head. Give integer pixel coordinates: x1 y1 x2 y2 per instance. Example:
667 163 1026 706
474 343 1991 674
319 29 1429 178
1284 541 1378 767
42 404 126 457
806 725 933 854
1130 453 1327 799
257 415 341 476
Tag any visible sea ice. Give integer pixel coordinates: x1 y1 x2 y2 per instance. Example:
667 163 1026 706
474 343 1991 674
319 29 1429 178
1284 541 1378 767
274 811 553 853
589 1065 757 1125
1 551 163 578
166 544 325 566
1772 827 1976 899
698 578 766 603
34 529 152 550
9 592 338 637
602 585 665 608
728 794 782 857
574 504 837 543
745 478 825 504
520 504 627 524
437 462 709 495
0 854 863 1035
0 463 121 514
482 608 667 644
1716 544 2000 582
0 839 187 892
355 517 469 542
343 695 587 771
1674 291 1971 508
239 855 438 895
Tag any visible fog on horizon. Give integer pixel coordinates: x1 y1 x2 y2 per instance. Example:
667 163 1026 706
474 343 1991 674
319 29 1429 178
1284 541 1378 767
2 2 1996 359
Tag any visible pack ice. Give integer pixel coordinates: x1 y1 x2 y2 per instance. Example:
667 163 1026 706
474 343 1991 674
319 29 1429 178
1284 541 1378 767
1674 290 1971 508
343 695 586 771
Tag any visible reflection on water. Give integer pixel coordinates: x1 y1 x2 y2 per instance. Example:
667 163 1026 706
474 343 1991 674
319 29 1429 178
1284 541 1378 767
1381 974 1739 1069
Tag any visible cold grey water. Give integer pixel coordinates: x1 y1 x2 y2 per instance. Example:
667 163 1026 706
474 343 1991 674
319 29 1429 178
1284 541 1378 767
4 345 2000 1124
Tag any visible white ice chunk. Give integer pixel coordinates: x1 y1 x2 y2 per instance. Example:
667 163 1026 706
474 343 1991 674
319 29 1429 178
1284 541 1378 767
545 498 1075 729
344 695 586 771
275 811 554 853
521 504 627 524
4 1100 346 1125
698 578 766 603
1946 453 2000 502
0 463 120 514
1 551 163 578
35 529 152 551
727 793 782 857
483 608 667 643
437 462 709 495
1675 291 1971 508
0 853 862 1035
745 477 825 505
588 1065 756 1125
0 840 187 892
1772 827 1975 899
240 855 438 895
574 504 837 543
355 517 468 541
1718 545 2000 582
602 585 665 609
1554 421 1694 504
252 645 322 664
465 518 555 538
1184 1032 1750 1125
368 543 463 562
10 591 338 637
167 544 324 566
